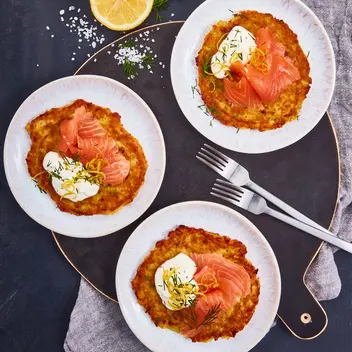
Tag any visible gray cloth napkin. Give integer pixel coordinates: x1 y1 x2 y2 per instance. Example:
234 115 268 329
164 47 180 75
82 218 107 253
64 0 352 351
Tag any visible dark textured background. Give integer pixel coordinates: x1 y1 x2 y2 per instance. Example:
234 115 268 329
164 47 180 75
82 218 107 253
0 0 351 351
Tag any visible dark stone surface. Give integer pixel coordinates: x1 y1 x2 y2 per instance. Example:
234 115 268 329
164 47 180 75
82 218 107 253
0 0 351 351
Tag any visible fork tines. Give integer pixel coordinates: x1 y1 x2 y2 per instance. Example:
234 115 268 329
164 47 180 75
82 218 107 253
196 143 230 173
211 180 241 198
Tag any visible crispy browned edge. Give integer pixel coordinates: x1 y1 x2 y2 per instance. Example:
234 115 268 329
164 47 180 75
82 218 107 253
196 10 312 131
131 225 260 342
25 99 148 216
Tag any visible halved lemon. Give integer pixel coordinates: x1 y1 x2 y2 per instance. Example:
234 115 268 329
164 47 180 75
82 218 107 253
90 0 154 31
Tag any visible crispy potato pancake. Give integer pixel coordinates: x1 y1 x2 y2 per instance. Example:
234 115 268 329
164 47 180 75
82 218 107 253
196 10 311 131
26 99 148 216
132 225 260 342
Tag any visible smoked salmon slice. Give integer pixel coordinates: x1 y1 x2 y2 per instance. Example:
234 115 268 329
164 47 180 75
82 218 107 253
224 76 264 109
246 27 300 104
101 155 130 186
58 106 130 187
78 117 107 139
181 253 251 338
58 106 89 156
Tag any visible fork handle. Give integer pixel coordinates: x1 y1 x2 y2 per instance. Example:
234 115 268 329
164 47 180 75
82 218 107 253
265 207 352 254
248 181 330 233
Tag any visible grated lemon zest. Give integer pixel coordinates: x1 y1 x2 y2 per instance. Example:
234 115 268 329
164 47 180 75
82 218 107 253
162 267 199 310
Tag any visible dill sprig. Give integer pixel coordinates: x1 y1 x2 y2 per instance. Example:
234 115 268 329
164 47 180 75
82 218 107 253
202 56 212 77
118 39 135 49
200 303 222 327
122 54 154 79
191 79 200 98
122 59 137 79
182 299 222 329
34 180 47 194
152 0 170 22
141 54 154 66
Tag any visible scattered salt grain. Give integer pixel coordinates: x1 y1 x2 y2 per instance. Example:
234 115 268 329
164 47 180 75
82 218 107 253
59 10 65 15
71 57 75 61
51 34 55 38
156 27 160 31
69 6 75 11
94 58 97 62
37 64 39 67
171 13 175 17
92 41 96 48
46 26 50 30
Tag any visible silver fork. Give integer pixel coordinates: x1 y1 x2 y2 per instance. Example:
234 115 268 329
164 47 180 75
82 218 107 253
211 180 352 254
197 143 330 234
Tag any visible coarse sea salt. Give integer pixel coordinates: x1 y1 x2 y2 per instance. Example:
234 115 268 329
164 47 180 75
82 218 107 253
46 6 107 61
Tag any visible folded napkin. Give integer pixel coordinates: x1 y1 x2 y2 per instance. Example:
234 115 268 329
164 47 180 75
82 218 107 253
64 0 352 351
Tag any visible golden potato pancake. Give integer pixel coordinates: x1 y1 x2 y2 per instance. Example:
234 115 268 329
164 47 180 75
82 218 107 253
196 10 311 131
132 225 260 342
26 99 148 216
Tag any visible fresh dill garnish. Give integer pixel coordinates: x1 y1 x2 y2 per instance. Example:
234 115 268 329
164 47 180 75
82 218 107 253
72 154 80 164
248 32 255 40
118 39 134 49
182 300 221 329
198 104 219 118
200 303 222 327
209 119 214 127
307 50 310 58
238 52 243 61
34 180 47 194
228 9 235 14
236 128 240 134
122 58 137 79
46 161 52 168
234 12 249 19
191 80 200 98
202 56 212 77
141 54 154 66
152 0 170 22
50 171 62 180
208 107 219 116
234 29 240 38
122 54 154 79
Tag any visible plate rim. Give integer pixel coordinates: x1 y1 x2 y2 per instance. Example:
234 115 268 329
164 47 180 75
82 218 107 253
3 74 166 238
170 0 336 154
115 200 282 352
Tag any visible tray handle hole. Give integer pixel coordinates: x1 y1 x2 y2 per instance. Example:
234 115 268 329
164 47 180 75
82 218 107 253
301 313 312 324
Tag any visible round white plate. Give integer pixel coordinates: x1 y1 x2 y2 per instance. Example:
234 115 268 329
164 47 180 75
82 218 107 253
3 75 166 238
170 0 335 154
116 201 281 352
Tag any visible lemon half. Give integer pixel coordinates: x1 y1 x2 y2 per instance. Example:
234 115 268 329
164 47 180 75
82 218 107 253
90 0 154 31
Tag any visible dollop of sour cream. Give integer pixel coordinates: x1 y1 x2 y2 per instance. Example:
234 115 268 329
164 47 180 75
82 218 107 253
211 26 256 79
43 151 99 202
155 253 198 311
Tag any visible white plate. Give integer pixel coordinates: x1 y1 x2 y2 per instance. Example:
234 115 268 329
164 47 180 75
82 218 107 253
170 0 335 153
116 201 281 352
3 75 166 238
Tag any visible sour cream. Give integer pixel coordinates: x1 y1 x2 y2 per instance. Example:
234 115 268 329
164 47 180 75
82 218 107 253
211 26 256 79
43 151 99 202
155 253 198 311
